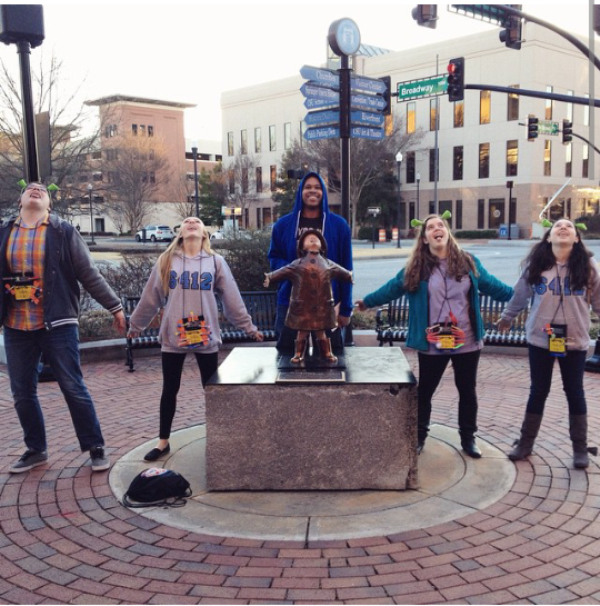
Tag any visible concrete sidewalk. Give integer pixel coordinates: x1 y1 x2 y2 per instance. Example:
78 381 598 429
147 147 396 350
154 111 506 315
1 343 600 604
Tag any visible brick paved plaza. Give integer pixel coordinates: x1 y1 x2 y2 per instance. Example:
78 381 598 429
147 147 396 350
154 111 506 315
1 343 600 605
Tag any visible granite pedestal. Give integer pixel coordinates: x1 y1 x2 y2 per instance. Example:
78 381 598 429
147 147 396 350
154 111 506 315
205 347 418 491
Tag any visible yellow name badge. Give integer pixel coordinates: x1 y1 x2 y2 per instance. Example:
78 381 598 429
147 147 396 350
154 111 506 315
13 285 32 301
549 336 566 354
438 335 456 349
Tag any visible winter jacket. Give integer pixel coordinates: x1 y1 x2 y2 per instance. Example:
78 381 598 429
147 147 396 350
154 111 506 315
268 172 353 317
363 255 513 352
0 214 122 329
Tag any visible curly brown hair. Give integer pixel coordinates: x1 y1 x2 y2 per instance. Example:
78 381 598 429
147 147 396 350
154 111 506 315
403 214 476 292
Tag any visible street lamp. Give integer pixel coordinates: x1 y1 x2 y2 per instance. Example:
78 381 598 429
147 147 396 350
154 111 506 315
395 151 403 248
191 142 200 218
416 172 421 222
87 183 95 245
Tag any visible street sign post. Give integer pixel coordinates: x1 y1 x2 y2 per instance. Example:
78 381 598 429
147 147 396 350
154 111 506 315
397 75 448 102
539 120 559 136
350 92 387 111
304 126 340 140
351 75 387 94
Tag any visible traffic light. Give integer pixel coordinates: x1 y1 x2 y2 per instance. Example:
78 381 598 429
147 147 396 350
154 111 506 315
411 5 438 28
380 75 392 116
527 115 539 141
562 119 573 144
447 57 464 102
499 14 522 50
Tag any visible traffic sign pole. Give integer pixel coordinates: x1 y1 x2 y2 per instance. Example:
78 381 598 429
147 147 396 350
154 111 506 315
339 53 351 222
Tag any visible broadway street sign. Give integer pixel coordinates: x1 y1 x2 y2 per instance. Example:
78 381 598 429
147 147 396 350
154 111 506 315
397 74 448 102
539 120 559 136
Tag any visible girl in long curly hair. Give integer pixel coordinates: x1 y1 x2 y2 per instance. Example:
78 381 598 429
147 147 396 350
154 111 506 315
356 214 513 457
499 218 600 468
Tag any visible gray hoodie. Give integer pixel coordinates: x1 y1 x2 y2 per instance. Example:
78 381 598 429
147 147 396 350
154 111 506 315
129 250 257 354
501 259 600 351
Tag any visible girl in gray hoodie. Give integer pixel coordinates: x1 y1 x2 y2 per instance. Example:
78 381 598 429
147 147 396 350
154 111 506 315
128 217 263 461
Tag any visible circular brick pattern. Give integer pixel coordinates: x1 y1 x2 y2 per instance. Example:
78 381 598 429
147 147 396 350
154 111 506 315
1 349 600 604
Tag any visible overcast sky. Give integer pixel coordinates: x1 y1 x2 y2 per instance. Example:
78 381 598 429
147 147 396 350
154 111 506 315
0 1 592 143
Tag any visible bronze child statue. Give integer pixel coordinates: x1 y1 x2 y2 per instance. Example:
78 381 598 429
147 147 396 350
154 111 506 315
264 229 353 363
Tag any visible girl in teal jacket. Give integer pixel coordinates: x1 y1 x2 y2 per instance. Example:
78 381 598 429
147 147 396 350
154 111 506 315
356 214 513 457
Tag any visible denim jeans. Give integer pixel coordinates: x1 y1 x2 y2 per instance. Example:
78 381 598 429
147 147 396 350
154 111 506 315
275 304 344 353
526 344 587 416
4 325 104 453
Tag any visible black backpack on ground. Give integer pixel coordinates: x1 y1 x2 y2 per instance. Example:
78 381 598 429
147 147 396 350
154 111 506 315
122 468 192 508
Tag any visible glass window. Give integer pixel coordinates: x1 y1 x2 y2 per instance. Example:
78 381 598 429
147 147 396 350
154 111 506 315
439 201 452 227
270 164 277 191
227 132 234 157
406 151 415 183
229 171 234 195
477 199 485 229
242 168 249 193
148 125 154 137
407 102 416 133
453 146 463 180
479 143 490 179
583 145 589 178
507 86 519 121
256 167 263 193
480 91 491 125
456 199 463 230
269 125 276 151
454 101 464 128
544 140 552 177
545 86 553 120
429 148 437 182
506 140 518 176
241 130 248 155
488 199 505 229
429 99 438 131
131 124 138 136
139 125 146 136
284 122 292 150
565 142 572 177
254 127 261 153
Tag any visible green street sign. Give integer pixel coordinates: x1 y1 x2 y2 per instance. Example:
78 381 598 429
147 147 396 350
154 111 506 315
397 74 448 102
539 120 559 136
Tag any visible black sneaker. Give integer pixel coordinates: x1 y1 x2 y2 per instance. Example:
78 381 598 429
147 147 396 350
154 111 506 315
89 446 110 472
9 449 48 473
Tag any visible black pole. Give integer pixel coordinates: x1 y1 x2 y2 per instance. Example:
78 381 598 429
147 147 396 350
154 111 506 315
16 40 40 182
507 181 513 240
192 146 200 218
339 54 351 223
396 159 402 249
88 186 95 245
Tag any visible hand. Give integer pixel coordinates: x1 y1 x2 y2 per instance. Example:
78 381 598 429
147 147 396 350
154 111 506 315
496 318 512 332
337 315 351 328
253 331 264 342
354 300 367 312
113 310 127 334
263 273 270 288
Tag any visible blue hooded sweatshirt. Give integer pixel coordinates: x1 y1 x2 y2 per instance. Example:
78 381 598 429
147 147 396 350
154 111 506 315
268 172 353 317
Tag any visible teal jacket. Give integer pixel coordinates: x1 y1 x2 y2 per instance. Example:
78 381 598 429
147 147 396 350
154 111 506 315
363 255 513 352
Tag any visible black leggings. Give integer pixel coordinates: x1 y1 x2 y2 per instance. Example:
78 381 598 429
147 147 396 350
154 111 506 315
159 351 219 439
417 350 481 441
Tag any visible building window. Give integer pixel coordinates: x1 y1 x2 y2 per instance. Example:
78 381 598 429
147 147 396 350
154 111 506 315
406 102 416 133
429 99 438 131
139 125 146 136
429 148 437 182
149 171 155 184
256 167 263 193
545 86 553 120
453 146 463 180
270 165 277 191
241 130 248 155
227 132 234 157
479 143 490 179
566 143 572 177
406 151 415 183
506 140 518 177
131 124 138 136
229 171 235 195
507 86 519 121
148 125 154 137
477 199 485 229
92 150 101 160
544 140 552 176
488 198 505 229
583 145 589 178
284 122 292 150
456 200 463 229
584 94 590 127
480 91 491 125
242 168 249 193
104 124 117 138
254 127 261 153
269 125 276 151
454 101 464 128
440 201 452 227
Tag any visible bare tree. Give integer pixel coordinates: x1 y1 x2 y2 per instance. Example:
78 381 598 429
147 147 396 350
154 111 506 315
223 150 261 228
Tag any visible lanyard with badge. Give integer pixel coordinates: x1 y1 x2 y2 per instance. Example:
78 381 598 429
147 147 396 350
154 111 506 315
3 220 43 304
544 266 570 357
425 265 466 350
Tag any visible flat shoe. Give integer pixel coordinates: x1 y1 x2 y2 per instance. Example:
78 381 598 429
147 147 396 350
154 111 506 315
144 444 170 461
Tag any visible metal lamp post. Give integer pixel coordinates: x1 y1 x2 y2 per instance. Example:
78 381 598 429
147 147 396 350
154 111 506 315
191 143 200 218
395 151 403 248
87 183 95 245
416 172 421 222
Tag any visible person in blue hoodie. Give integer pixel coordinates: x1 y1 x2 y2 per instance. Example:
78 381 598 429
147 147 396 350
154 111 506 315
268 172 353 354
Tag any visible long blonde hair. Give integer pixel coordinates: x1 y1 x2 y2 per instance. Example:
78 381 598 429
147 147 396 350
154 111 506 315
157 220 214 294
403 214 476 292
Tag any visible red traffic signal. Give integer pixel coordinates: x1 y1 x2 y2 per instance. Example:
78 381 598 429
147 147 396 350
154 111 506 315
447 57 464 102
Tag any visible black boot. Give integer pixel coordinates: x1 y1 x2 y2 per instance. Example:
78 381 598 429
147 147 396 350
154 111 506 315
570 414 590 469
460 434 482 458
508 412 543 461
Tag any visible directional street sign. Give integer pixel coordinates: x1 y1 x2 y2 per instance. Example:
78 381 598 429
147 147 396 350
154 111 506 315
304 126 340 141
304 98 338 110
301 82 340 103
350 92 387 111
305 108 339 126
350 110 384 127
350 75 387 94
397 74 448 102
539 120 559 136
300 65 339 89
350 126 385 140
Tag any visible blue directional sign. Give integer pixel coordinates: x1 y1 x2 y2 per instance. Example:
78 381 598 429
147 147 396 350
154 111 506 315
304 126 340 141
305 109 340 126
351 126 385 140
301 82 340 103
300 65 339 89
351 75 387 94
350 92 387 112
350 110 384 127
304 98 338 110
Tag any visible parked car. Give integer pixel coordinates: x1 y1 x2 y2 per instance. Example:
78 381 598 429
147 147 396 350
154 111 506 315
135 225 174 242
